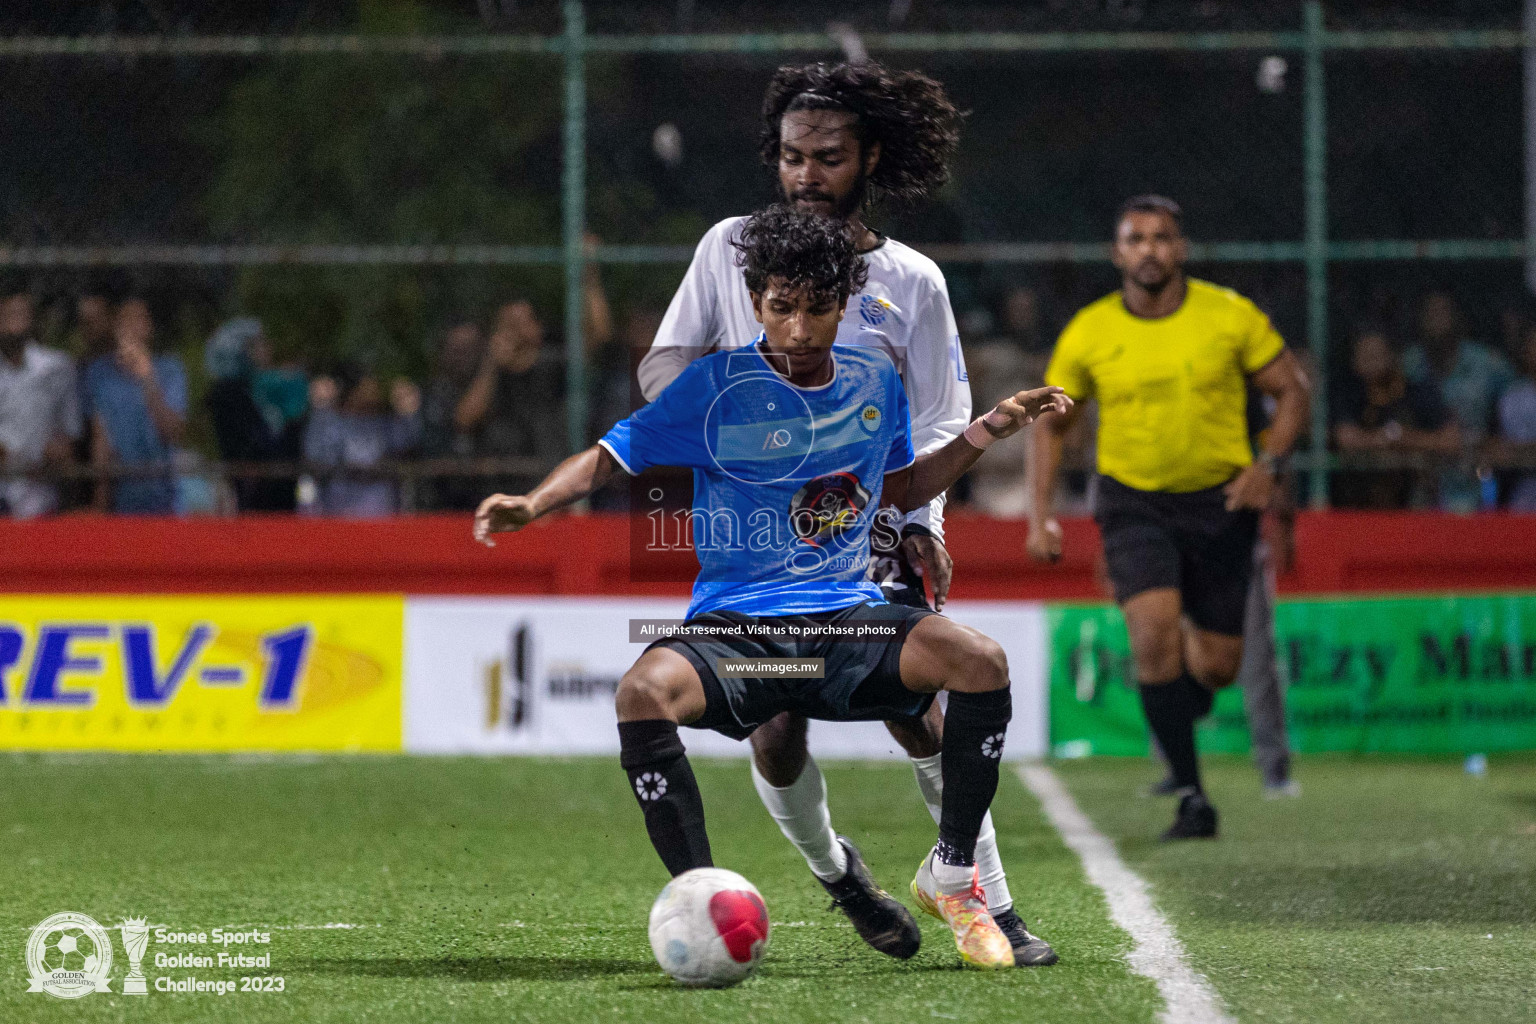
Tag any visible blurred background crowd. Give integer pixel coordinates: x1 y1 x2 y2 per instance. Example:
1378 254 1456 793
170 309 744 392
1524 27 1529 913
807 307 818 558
2 0 1534 518
6 270 1535 518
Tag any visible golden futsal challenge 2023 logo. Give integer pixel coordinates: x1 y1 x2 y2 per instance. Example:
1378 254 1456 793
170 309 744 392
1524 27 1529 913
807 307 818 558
25 912 279 999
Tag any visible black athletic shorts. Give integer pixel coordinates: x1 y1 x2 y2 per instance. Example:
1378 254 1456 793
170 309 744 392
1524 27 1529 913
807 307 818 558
1093 474 1259 637
646 599 937 741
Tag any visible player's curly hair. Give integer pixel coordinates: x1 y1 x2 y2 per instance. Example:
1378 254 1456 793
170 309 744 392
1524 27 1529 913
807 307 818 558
732 204 870 302
758 61 963 209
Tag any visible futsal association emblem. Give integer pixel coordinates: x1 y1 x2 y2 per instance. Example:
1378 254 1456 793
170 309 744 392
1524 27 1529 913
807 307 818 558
859 295 889 326
26 912 114 999
858 404 882 434
788 472 871 547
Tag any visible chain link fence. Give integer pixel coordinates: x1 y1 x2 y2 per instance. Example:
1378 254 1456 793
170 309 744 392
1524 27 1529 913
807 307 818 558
1 0 1531 513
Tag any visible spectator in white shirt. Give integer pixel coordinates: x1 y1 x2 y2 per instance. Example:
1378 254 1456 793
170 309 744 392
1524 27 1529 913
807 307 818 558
0 287 81 518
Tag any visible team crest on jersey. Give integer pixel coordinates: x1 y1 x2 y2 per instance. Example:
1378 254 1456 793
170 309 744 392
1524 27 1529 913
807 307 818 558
858 404 882 434
859 295 890 326
788 472 871 547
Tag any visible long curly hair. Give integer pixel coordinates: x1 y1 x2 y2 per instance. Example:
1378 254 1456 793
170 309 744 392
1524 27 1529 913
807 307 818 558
732 204 870 302
758 61 963 210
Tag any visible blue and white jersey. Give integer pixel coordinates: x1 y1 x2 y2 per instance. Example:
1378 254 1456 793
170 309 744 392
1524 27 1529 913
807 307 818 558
636 216 970 542
600 341 916 619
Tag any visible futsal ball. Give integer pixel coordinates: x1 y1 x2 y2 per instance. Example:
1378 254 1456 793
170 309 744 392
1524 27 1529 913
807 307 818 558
648 867 770 987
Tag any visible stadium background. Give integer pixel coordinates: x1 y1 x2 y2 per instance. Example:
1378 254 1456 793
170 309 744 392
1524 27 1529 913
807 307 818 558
0 0 1523 752
1 0 1534 761
2 6 1536 1024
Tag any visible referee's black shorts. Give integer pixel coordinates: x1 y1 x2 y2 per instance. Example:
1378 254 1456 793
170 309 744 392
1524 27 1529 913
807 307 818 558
1093 474 1259 637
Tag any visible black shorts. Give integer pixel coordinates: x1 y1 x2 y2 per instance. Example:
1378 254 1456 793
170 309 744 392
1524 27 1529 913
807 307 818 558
1094 474 1259 636
647 600 937 741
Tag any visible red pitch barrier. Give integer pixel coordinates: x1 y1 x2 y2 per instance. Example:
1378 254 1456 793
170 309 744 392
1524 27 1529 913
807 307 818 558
0 511 1533 598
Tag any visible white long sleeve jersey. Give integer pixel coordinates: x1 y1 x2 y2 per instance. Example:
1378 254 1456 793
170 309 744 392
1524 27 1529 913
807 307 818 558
636 216 972 540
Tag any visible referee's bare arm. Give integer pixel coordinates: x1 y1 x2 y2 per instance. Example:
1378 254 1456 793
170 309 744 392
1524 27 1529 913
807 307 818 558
1026 398 1086 563
1223 349 1312 512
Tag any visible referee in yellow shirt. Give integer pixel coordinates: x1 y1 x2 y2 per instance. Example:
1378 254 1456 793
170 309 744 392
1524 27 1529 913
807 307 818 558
1028 196 1311 840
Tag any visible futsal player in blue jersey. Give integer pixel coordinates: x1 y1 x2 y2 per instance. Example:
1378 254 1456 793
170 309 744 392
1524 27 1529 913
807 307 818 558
474 206 1069 969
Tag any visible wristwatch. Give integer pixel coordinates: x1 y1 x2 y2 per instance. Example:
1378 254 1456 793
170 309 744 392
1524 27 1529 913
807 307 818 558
1256 451 1284 474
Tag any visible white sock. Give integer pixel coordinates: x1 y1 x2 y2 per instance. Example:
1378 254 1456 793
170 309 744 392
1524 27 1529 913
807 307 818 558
928 850 977 895
751 755 848 882
910 752 1014 914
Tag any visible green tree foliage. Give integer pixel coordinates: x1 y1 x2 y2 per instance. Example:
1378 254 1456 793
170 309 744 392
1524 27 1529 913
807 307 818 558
205 0 703 379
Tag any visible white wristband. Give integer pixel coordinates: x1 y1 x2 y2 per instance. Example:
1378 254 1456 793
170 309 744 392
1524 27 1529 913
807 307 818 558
963 416 1002 450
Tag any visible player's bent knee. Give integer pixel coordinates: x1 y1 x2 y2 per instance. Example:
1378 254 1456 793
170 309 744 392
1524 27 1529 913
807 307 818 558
951 633 1009 693
977 636 1009 689
616 669 680 722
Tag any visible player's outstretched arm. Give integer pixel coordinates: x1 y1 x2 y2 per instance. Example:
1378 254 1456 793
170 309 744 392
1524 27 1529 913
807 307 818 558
885 386 1071 513
473 445 620 547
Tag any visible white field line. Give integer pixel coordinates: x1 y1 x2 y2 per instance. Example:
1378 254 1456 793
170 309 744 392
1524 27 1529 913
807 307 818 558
1018 763 1235 1024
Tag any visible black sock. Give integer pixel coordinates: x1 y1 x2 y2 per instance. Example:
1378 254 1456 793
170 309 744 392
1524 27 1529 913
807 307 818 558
936 688 1012 866
1139 679 1202 794
1179 673 1216 719
618 719 712 876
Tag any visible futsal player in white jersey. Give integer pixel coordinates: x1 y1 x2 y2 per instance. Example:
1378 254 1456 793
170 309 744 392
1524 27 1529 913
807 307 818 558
636 61 1056 966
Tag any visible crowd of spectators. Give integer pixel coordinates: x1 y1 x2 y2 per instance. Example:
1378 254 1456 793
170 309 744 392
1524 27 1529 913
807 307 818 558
0 264 622 519
2 272 1536 519
0 286 192 518
956 282 1536 516
1330 290 1536 512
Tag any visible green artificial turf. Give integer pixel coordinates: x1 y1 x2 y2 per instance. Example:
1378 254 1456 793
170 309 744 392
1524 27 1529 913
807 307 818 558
14 752 1531 1023
1 754 1156 1024
1055 754 1536 1024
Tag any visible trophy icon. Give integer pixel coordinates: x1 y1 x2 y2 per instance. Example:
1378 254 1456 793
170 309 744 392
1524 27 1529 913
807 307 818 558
119 917 149 995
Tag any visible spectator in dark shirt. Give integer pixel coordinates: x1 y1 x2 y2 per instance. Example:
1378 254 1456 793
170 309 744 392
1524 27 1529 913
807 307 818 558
83 297 188 514
1333 327 1460 508
58 285 122 511
445 299 570 499
1403 291 1515 510
422 263 611 507
1498 325 1536 511
204 317 305 511
421 318 486 509
997 283 1050 353
303 365 422 517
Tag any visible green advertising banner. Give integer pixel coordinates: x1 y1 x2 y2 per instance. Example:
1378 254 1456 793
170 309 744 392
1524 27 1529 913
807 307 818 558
1048 593 1536 757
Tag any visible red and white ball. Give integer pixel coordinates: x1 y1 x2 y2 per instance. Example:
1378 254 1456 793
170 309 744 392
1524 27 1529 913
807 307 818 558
648 867 770 987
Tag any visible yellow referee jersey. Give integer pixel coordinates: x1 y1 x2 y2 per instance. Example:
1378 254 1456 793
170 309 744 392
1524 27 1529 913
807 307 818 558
1044 278 1284 493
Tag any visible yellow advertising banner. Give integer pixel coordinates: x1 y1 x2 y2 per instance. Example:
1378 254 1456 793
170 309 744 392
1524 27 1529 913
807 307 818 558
0 595 403 752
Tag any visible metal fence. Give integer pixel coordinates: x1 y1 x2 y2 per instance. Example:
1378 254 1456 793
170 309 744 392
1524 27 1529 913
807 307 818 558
8 446 1531 517
2 0 1531 508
